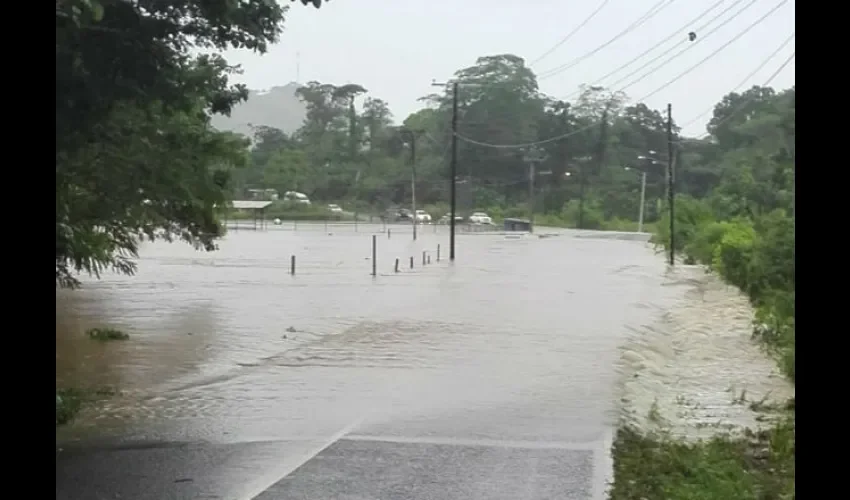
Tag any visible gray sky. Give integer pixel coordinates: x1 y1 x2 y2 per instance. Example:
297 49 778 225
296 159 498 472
224 0 795 138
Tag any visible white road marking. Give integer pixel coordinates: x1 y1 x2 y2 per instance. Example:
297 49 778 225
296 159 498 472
591 428 615 500
343 434 600 451
237 417 364 500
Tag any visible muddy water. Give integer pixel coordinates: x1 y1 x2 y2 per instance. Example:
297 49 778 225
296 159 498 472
56 224 687 447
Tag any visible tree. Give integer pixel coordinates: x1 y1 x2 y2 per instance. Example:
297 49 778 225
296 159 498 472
56 0 286 287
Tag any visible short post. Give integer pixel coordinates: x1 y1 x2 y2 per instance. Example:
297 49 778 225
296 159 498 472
294 220 298 231
409 256 414 269
388 229 391 239
427 255 431 265
394 258 400 273
437 244 441 262
290 255 296 275
422 251 426 266
371 235 377 276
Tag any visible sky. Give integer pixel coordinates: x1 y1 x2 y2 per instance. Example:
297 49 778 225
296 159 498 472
223 0 795 138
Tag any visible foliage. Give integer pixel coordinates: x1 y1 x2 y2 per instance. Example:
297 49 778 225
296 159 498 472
610 420 795 500
56 387 118 426
87 327 130 341
56 0 286 287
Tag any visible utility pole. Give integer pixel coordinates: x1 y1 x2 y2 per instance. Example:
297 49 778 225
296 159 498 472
523 146 547 233
666 103 675 266
449 81 459 261
638 170 647 233
400 128 418 241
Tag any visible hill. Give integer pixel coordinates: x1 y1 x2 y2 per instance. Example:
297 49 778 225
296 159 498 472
210 82 307 138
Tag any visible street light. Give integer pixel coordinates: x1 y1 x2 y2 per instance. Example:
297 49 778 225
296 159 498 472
398 128 423 241
624 166 648 233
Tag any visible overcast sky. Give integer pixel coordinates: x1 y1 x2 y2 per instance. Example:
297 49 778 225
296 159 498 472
224 0 795 138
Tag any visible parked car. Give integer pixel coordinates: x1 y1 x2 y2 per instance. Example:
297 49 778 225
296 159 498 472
327 204 343 213
438 214 465 224
284 191 311 205
469 212 493 225
414 210 432 223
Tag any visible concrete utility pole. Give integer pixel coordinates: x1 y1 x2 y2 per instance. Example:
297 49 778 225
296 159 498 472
399 128 420 241
522 145 548 233
666 103 675 266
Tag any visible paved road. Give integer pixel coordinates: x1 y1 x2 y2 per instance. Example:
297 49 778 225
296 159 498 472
56 227 669 500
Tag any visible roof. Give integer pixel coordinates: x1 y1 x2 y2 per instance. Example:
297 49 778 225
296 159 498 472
231 200 273 210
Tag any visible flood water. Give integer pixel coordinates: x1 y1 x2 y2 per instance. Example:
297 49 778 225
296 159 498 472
56 224 684 451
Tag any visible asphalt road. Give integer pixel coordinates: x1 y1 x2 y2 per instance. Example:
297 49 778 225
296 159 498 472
56 434 604 500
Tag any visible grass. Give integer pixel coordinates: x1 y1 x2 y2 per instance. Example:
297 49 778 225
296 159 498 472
610 416 795 500
87 327 130 341
56 387 117 426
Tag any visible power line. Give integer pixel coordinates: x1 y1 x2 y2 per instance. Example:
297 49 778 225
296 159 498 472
638 0 789 102
678 32 794 131
553 0 730 101
562 0 759 101
455 0 788 150
528 0 612 67
683 50 794 142
536 0 676 80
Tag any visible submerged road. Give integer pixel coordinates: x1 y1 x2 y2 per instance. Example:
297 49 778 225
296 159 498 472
56 224 680 500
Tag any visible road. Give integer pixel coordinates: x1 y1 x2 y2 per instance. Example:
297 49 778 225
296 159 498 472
56 224 678 499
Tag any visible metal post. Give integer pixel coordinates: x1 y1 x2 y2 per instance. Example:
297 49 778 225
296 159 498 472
290 255 296 275
667 103 675 266
437 244 440 262
449 81 458 261
638 171 646 233
371 234 377 276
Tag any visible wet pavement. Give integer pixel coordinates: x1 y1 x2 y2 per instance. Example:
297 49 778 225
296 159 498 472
56 224 680 499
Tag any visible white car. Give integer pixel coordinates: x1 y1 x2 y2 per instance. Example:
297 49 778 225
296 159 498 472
414 210 432 223
284 191 311 205
327 204 343 213
468 212 493 225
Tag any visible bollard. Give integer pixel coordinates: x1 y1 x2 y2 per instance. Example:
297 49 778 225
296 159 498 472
409 256 414 269
388 229 391 239
294 220 298 231
290 255 296 275
394 258 399 273
427 255 431 265
371 235 377 276
437 244 441 262
422 251 426 266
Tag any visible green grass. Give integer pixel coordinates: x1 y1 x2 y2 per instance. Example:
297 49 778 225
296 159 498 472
87 327 130 341
610 417 795 500
56 387 117 426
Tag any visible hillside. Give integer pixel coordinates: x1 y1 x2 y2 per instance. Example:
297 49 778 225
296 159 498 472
210 82 307 138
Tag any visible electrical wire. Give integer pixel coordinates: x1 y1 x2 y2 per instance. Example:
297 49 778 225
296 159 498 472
638 0 789 102
536 0 676 80
682 50 794 142
560 0 759 101
553 0 730 101
678 32 794 131
528 0 612 67
455 0 790 149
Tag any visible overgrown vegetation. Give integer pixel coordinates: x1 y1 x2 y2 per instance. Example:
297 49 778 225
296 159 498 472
87 327 130 341
612 87 794 498
56 387 118 426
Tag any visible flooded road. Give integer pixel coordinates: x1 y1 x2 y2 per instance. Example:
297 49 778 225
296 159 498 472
56 224 683 500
